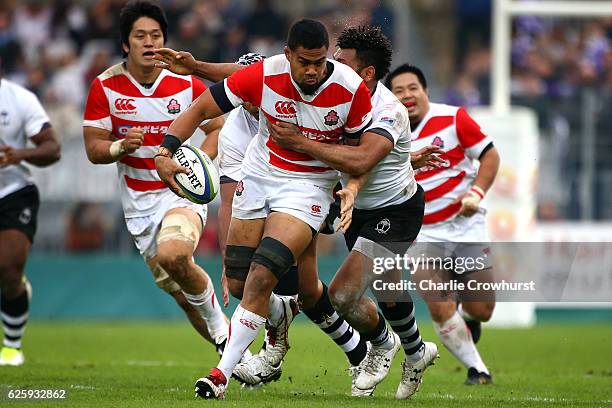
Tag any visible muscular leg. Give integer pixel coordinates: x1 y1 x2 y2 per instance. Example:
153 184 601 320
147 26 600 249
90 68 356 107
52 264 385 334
458 268 496 323
155 207 228 345
299 236 368 367
0 230 30 354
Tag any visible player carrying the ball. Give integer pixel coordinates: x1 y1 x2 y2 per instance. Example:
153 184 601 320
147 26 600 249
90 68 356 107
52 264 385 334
82 0 232 355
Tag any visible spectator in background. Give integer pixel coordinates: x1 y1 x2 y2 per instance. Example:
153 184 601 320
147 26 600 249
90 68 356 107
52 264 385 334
0 9 23 75
244 0 286 55
64 201 105 252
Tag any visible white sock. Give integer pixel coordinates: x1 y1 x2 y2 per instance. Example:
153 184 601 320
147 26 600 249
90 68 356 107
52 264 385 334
267 293 285 327
183 284 228 344
433 311 489 374
217 305 266 382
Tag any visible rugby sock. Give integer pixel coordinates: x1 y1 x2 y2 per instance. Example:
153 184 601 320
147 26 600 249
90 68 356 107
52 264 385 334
433 311 489 374
217 305 266 382
303 284 367 366
379 301 425 363
363 312 395 350
1 290 29 349
183 282 228 344
267 293 286 327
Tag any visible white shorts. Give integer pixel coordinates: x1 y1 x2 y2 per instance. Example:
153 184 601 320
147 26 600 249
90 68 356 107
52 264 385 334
232 171 335 231
414 210 492 273
218 107 257 182
125 192 207 261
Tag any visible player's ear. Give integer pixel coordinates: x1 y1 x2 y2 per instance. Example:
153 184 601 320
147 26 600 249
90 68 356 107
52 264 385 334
122 42 129 55
284 46 291 61
363 66 375 82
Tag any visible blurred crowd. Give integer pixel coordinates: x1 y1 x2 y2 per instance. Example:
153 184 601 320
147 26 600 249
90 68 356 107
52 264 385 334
1 0 610 253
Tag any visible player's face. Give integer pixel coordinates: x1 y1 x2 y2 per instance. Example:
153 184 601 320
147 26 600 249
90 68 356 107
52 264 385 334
285 46 328 95
390 72 429 123
333 48 360 73
123 16 164 68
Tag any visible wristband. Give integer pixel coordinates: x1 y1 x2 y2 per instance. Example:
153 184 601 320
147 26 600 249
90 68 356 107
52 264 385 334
160 134 182 154
109 139 126 159
470 185 485 200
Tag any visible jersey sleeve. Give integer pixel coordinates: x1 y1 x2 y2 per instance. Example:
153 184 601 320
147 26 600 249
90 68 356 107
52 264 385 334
344 80 373 138
222 61 264 108
365 100 409 146
83 78 112 131
456 107 492 159
22 90 51 138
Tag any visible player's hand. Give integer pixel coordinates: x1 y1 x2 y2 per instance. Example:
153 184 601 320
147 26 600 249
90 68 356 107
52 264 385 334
221 268 230 307
411 145 444 170
0 145 25 167
154 155 188 197
123 127 144 153
268 121 305 151
336 186 356 233
453 188 483 217
153 48 197 75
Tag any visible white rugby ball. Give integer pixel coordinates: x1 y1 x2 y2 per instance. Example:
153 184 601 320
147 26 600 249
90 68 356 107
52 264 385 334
173 145 219 204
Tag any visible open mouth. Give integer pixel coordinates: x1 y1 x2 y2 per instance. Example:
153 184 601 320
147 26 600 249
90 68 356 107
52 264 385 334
143 51 155 58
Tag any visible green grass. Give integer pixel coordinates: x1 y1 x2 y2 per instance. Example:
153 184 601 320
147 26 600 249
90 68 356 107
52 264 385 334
1 322 611 407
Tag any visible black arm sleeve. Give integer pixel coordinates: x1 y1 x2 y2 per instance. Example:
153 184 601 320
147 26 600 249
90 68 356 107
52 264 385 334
210 81 236 113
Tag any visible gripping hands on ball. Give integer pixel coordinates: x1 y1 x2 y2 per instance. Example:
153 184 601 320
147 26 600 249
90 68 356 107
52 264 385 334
154 150 188 198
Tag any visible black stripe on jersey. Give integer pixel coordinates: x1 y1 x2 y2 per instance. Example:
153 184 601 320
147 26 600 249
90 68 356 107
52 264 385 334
220 175 237 184
478 142 494 160
345 118 373 140
210 82 236 113
365 127 394 144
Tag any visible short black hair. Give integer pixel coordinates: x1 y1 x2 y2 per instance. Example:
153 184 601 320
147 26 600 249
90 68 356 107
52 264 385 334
337 25 392 81
385 64 427 90
287 19 329 51
119 0 168 57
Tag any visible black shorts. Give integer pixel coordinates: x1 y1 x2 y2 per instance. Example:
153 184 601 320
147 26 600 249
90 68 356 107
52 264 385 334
344 184 424 255
0 185 40 243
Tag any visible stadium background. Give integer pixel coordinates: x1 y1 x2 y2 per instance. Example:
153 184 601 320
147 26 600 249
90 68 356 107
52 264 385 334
1 0 611 405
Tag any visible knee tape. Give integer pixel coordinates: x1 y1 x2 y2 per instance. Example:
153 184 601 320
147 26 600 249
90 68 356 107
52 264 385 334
157 214 201 245
225 245 255 281
252 237 295 280
147 261 181 293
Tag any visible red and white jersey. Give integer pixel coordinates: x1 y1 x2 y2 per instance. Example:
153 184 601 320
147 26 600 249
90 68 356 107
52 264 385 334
83 63 207 218
411 103 492 225
217 55 372 185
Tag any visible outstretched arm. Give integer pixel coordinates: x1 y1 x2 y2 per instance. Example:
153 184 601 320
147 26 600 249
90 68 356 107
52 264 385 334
154 47 243 82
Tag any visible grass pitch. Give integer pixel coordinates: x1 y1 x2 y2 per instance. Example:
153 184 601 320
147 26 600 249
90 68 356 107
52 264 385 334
1 321 611 407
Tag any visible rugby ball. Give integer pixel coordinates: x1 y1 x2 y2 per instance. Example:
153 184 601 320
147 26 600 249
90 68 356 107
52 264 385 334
172 145 219 204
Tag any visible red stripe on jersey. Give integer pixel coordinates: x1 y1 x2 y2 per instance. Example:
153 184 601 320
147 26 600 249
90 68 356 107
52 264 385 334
415 146 466 182
226 60 264 106
423 202 461 224
191 76 207 101
424 171 466 201
264 73 304 102
345 81 372 131
84 78 110 121
269 154 331 173
120 156 156 170
124 175 166 192
456 107 487 149
150 76 191 98
101 75 143 97
414 115 454 140
310 83 354 107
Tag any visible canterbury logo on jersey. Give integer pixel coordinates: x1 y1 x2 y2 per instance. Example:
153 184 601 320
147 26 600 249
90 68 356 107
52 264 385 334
275 101 296 115
114 98 137 112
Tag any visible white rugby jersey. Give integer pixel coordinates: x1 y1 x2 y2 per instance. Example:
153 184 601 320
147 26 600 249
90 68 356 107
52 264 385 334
218 106 258 171
342 82 416 209
214 55 373 185
83 63 207 218
411 103 492 225
0 79 51 199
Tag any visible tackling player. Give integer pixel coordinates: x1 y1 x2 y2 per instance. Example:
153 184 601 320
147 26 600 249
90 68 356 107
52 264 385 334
0 69 61 366
155 19 376 399
386 64 500 385
82 0 229 355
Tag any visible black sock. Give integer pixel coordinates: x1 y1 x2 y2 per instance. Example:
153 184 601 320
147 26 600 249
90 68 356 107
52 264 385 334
1 288 29 349
303 284 367 366
379 301 424 357
273 266 298 296
362 312 390 347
